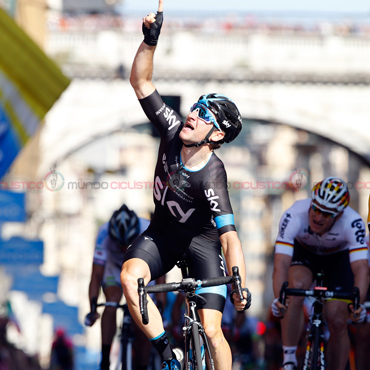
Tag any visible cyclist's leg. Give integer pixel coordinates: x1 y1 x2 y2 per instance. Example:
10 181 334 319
131 320 153 370
279 241 314 368
351 317 370 370
280 264 312 367
322 250 354 370
324 300 350 370
120 257 163 337
120 230 183 366
100 258 123 369
186 235 231 370
198 308 232 370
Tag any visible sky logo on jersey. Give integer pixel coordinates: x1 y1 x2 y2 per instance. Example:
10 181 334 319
164 108 180 130
204 188 221 212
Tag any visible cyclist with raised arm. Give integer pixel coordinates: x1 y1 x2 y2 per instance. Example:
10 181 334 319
85 204 153 370
271 177 369 370
120 1 251 369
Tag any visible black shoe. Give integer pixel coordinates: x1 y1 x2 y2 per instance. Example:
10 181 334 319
161 358 181 370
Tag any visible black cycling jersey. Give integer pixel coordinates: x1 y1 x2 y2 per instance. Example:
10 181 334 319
123 90 237 312
140 90 236 240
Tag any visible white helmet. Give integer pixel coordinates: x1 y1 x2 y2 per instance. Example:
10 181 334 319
311 177 350 214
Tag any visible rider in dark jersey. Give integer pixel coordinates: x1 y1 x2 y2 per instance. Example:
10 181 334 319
120 1 250 370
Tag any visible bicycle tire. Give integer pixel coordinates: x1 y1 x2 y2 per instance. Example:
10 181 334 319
199 330 214 370
185 322 214 370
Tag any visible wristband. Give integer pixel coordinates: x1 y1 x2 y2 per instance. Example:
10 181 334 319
142 11 163 46
90 297 98 312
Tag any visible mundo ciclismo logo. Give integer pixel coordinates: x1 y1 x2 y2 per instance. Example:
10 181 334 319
289 168 309 191
44 168 64 191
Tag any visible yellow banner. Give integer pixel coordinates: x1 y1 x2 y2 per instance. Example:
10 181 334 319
0 8 70 176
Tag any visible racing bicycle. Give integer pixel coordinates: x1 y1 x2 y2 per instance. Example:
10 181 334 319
138 260 250 370
279 272 360 370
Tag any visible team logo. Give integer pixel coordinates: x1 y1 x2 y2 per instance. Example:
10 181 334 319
222 120 231 128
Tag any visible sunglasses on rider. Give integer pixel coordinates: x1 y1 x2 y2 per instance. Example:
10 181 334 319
189 103 222 131
311 204 337 218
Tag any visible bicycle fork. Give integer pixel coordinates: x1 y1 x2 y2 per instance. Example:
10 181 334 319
303 303 325 370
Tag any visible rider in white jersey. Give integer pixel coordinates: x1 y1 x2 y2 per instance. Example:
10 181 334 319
275 198 367 259
350 196 370 370
272 177 369 370
85 204 151 370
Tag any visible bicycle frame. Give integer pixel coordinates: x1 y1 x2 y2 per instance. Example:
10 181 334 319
302 299 325 370
138 261 245 370
279 273 359 370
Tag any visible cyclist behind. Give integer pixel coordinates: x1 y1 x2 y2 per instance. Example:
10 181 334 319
350 196 370 370
120 1 251 370
85 204 156 370
271 177 369 370
49 327 74 370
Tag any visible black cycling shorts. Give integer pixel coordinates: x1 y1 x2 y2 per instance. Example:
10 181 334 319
123 224 227 312
291 241 354 292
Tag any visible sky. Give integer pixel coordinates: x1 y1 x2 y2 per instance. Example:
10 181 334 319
121 0 370 15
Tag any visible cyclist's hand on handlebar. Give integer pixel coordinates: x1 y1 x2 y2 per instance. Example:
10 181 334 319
349 303 366 323
84 311 100 327
271 298 288 318
231 288 252 311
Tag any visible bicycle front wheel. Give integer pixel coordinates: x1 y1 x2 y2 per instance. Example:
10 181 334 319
186 323 214 370
305 326 324 370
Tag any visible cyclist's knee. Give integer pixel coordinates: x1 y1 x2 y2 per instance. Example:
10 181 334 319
325 301 349 332
326 313 348 333
120 259 150 298
288 280 308 306
203 322 224 346
289 278 309 290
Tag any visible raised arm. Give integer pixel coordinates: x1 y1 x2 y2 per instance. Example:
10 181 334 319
130 0 164 99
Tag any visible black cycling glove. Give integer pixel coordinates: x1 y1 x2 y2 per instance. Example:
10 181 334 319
142 11 163 46
230 287 252 311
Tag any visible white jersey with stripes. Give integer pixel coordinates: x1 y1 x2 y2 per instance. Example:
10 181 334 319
275 198 368 263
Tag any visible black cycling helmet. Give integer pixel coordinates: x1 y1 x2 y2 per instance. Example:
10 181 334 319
197 93 242 143
184 93 242 148
108 204 140 245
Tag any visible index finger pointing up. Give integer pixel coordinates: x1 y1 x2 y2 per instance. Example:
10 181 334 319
158 0 163 12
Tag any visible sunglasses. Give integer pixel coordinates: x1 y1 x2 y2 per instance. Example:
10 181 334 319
311 204 337 218
189 103 222 131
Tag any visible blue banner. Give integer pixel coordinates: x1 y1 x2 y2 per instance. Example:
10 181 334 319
0 236 43 264
5 266 59 301
0 105 20 179
0 189 26 222
43 300 84 335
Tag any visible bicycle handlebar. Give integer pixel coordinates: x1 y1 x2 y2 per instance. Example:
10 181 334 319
138 266 244 325
96 301 127 309
279 282 360 311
